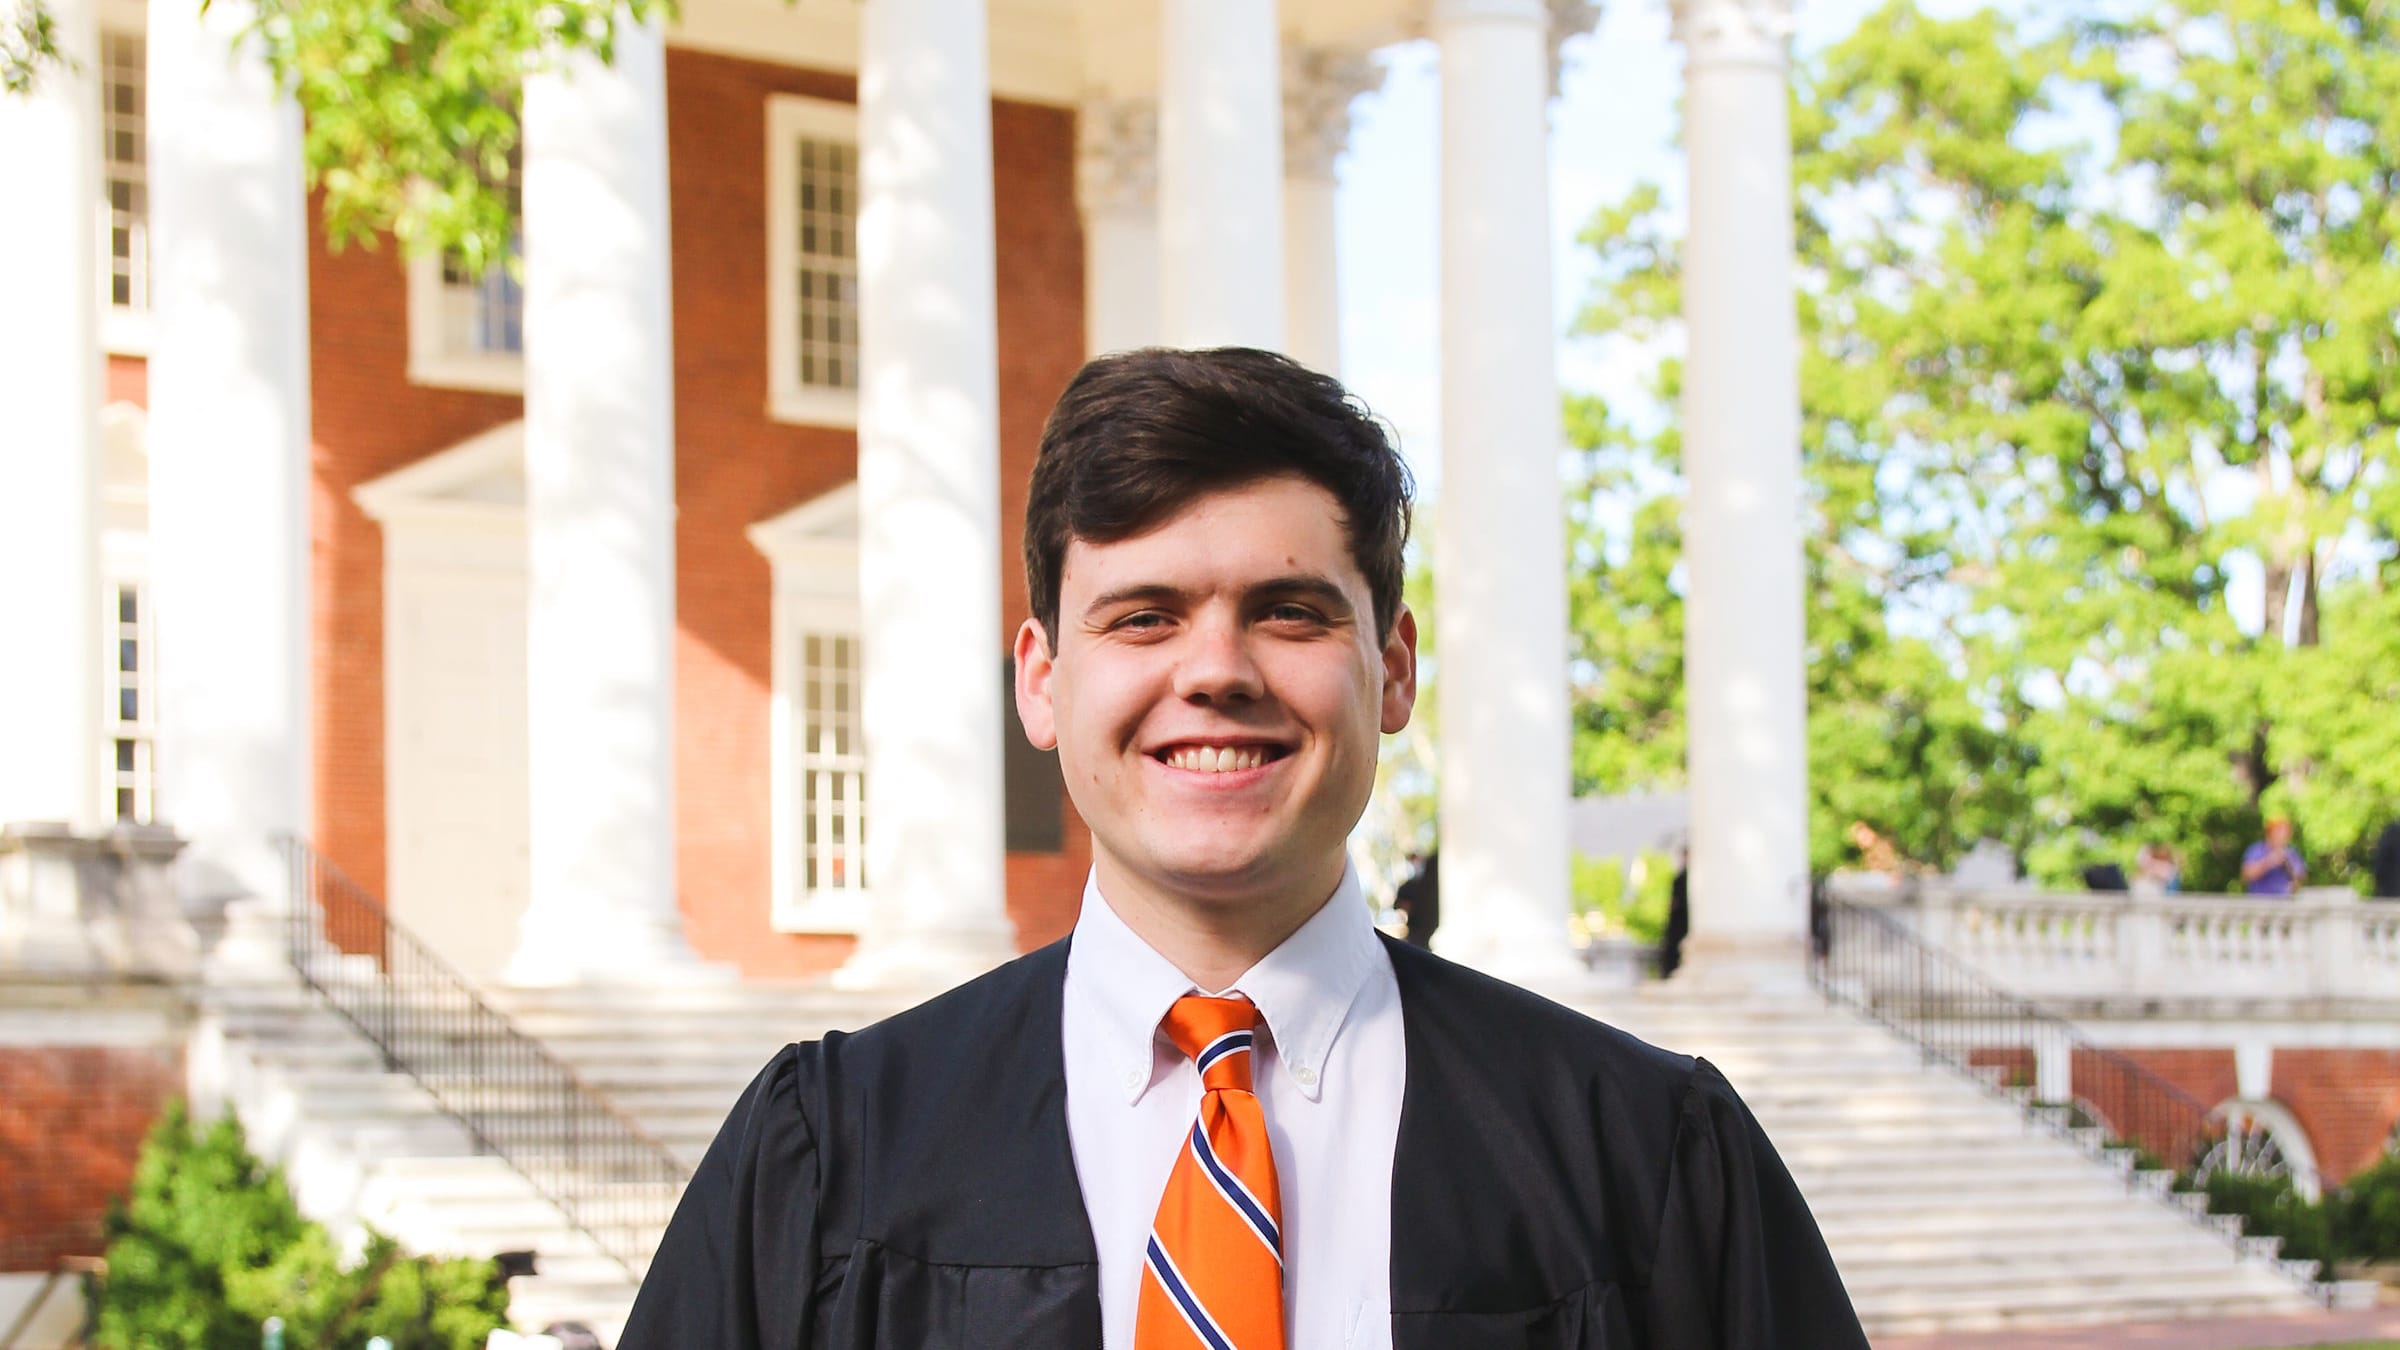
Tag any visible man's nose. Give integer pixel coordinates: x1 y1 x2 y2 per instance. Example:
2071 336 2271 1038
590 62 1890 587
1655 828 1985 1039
1171 616 1265 704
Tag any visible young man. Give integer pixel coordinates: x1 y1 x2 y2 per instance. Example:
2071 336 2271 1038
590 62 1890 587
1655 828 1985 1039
621 349 1865 1349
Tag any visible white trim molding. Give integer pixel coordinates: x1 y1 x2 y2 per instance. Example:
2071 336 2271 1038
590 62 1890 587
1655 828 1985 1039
406 250 526 394
748 483 870 934
97 24 152 355
353 422 534 984
765 94 863 428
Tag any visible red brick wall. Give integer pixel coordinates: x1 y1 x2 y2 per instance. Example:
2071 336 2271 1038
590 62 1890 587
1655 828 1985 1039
661 51 1091 974
2074 1047 2233 1173
2064 1047 2400 1185
663 51 859 976
990 95 1093 952
0 1045 183 1272
307 199 521 924
104 354 146 408
305 48 1089 979
2275 1049 2400 1183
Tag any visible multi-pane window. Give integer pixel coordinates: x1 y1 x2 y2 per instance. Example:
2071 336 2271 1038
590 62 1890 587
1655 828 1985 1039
100 30 149 318
766 97 862 425
436 249 524 356
790 138 858 391
407 153 523 389
799 630 866 897
435 155 524 357
107 582 156 823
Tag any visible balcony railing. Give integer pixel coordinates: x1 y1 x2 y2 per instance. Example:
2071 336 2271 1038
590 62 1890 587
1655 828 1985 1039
1812 895 2230 1178
1811 892 2377 1306
1828 876 2400 1006
279 836 683 1279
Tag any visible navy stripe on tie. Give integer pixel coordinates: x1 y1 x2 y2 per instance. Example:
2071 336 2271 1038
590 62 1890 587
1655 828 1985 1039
1189 1122 1281 1261
1146 1234 1235 1350
1195 1030 1253 1077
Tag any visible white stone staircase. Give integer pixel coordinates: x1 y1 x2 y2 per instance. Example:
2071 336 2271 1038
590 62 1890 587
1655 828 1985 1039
190 970 712 1347
198 968 2333 1346
1579 988 2325 1337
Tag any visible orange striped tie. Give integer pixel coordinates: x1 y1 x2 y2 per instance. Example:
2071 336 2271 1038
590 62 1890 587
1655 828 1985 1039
1134 994 1286 1350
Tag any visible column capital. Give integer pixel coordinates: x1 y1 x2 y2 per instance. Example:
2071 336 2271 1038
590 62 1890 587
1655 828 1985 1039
1282 45 1383 183
1546 0 1600 95
1076 95 1158 217
1431 0 1546 25
1670 0 1794 67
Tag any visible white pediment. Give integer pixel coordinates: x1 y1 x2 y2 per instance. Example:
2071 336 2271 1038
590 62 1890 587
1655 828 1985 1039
354 420 527 526
746 480 859 562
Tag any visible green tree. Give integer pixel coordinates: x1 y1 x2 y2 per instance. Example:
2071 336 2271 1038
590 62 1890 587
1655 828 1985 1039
5 0 672 268
1568 0 2400 887
95 1100 508 1349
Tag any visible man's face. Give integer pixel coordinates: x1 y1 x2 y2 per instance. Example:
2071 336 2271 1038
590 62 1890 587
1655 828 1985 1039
2267 820 2293 847
1014 475 1416 912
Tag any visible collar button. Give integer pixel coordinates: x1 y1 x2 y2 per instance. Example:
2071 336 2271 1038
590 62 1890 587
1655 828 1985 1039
1294 1065 1319 1087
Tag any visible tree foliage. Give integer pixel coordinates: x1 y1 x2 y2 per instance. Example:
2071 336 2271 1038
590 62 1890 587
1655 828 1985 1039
1570 0 2400 888
4 0 676 268
3 0 63 96
95 1100 508 1349
254 0 677 269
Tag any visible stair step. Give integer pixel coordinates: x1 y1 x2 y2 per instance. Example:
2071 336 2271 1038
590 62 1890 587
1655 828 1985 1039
199 973 2323 1340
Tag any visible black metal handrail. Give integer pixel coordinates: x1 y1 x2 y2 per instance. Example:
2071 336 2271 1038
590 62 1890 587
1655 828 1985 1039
278 836 684 1279
1811 895 2226 1182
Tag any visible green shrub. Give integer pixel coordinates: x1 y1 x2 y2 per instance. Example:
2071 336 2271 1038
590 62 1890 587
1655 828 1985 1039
2330 1151 2400 1265
2205 1169 2334 1277
93 1100 509 1349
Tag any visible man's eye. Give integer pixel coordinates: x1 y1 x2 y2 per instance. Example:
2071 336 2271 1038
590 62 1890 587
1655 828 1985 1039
1115 611 1169 630
1266 604 1325 624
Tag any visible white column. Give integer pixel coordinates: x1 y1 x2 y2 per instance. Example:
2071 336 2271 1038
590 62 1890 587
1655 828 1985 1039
1428 0 1578 983
0 0 105 835
146 0 313 969
836 0 1017 989
1281 46 1380 376
1672 0 1810 989
511 23 705 983
1157 0 1285 349
1077 96 1161 356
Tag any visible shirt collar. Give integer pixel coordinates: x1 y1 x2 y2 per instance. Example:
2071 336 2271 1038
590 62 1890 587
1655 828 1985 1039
1066 863 1382 1105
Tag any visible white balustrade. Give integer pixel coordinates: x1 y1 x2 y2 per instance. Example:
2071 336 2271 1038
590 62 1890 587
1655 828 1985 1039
1842 878 2400 1005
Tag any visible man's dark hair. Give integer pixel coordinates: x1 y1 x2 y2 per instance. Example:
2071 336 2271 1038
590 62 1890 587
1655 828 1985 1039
1023 346 1413 647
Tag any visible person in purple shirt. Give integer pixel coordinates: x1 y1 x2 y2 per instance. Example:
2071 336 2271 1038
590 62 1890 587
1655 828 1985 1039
2241 818 2308 896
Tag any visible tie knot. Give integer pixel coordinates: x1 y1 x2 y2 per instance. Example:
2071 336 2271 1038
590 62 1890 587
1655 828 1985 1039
1161 994 1259 1092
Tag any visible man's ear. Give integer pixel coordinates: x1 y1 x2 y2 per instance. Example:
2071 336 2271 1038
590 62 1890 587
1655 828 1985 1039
1013 617 1059 751
1380 603 1419 735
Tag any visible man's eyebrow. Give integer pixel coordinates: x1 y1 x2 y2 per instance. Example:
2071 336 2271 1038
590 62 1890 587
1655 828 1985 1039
1249 574 1357 614
1078 575 1357 620
1081 583 1187 620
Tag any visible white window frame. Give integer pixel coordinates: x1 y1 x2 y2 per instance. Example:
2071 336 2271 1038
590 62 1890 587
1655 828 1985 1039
405 144 525 394
97 22 151 355
103 569 157 824
407 247 526 393
97 401 156 824
764 95 862 429
748 485 870 933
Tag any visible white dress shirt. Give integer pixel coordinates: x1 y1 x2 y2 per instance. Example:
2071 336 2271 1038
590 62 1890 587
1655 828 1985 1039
1062 866 1405 1350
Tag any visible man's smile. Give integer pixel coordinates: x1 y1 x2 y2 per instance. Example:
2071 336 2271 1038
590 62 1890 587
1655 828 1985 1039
1145 738 1297 784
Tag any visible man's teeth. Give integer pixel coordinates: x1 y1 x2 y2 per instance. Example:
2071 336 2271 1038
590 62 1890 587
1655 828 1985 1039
1164 746 1270 773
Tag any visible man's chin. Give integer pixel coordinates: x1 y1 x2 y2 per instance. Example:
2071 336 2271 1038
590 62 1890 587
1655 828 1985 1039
1133 846 1346 911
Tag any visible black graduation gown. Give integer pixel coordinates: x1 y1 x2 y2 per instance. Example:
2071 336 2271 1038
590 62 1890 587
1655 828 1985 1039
618 936 1868 1349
